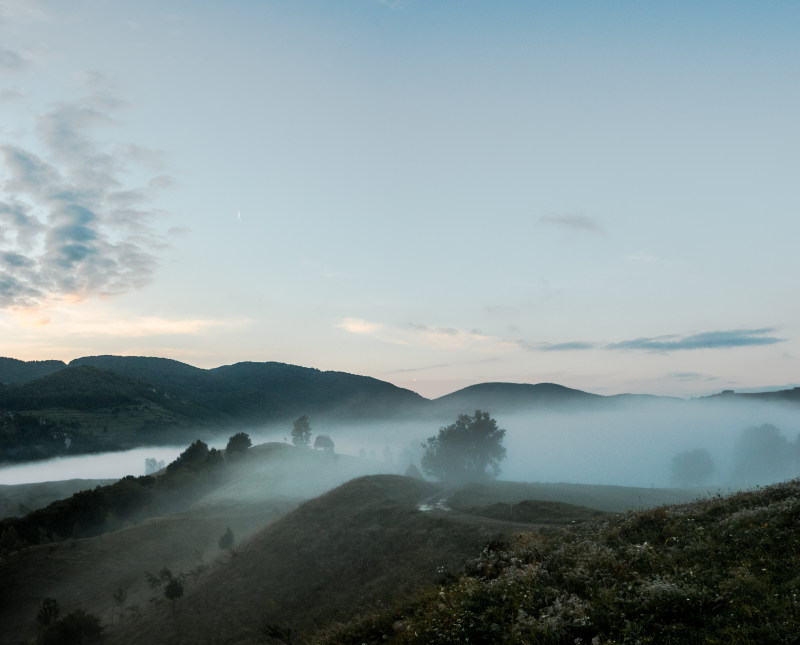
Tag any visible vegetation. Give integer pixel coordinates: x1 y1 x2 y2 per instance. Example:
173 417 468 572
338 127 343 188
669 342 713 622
0 435 241 551
292 415 312 447
225 431 252 455
320 478 800 644
218 526 234 551
314 433 335 452
421 410 506 483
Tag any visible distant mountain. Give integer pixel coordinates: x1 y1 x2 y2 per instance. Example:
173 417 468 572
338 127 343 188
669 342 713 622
700 387 800 405
72 356 430 421
0 358 66 386
433 382 604 415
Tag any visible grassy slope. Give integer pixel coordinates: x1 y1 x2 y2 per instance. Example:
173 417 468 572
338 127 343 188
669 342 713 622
0 443 397 644
109 475 509 645
0 479 116 518
322 479 800 644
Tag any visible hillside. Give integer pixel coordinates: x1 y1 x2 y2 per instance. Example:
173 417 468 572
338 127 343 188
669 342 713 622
321 478 800 644
433 382 604 415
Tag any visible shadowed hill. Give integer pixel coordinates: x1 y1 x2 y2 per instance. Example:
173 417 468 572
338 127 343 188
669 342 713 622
109 475 507 645
72 355 430 421
433 382 604 415
321 478 800 644
0 358 67 386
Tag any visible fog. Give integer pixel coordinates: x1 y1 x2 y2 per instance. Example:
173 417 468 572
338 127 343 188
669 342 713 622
2 398 798 492
244 398 800 491
0 446 185 485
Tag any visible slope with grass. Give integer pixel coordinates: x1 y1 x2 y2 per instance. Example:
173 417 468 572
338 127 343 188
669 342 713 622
321 479 800 644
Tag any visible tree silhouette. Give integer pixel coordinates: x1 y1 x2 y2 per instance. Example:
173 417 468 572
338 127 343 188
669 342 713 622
291 415 312 447
225 432 252 456
421 410 506 483
218 526 234 552
313 434 335 452
164 576 184 614
37 596 60 625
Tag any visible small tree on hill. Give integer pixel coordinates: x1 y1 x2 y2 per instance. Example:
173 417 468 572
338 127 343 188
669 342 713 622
421 410 506 483
226 432 252 456
164 576 184 614
291 415 312 447
218 526 234 552
37 597 60 626
313 434 335 452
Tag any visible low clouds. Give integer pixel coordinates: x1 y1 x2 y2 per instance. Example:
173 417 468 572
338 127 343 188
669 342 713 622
0 92 170 309
539 214 604 234
534 328 785 354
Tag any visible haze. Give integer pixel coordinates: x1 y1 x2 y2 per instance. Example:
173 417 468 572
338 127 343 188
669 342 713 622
0 2 798 399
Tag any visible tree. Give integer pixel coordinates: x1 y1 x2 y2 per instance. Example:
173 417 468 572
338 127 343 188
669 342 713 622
670 448 714 486
313 434 335 452
167 440 210 472
421 410 506 483
44 609 104 645
291 415 311 447
37 597 60 625
225 432 252 456
164 576 184 613
112 587 127 625
218 526 234 552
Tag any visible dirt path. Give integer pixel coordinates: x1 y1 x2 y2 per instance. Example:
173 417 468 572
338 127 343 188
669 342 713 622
416 490 550 532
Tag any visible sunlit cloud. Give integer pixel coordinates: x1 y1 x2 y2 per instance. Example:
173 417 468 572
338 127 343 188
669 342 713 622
0 79 172 310
338 318 516 353
338 317 382 335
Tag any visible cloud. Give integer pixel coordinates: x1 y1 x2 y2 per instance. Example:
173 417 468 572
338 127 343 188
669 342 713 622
338 318 382 335
519 329 785 354
338 318 516 353
608 328 784 352
539 213 604 233
667 372 719 382
0 89 23 103
0 91 171 310
539 341 598 352
626 250 658 263
0 47 27 71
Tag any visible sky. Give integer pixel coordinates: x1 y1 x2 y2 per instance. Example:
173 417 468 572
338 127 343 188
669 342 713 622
0 0 798 399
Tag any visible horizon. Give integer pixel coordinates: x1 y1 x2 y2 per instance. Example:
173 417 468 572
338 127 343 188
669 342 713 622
2 352 798 401
1 2 798 400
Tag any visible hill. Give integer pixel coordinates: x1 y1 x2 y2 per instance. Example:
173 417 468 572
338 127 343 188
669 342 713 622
433 382 603 415
321 478 800 644
0 358 66 386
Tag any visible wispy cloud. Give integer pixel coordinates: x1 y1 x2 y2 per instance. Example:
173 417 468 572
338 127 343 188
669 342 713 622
626 250 658 263
338 318 516 353
607 328 784 352
667 372 718 382
539 341 598 352
0 47 27 71
522 328 785 354
0 85 173 310
539 213 604 234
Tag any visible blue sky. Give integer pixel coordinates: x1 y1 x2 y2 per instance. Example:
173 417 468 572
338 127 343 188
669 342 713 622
0 0 798 398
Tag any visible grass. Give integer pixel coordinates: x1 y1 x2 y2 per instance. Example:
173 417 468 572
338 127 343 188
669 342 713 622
319 479 800 644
